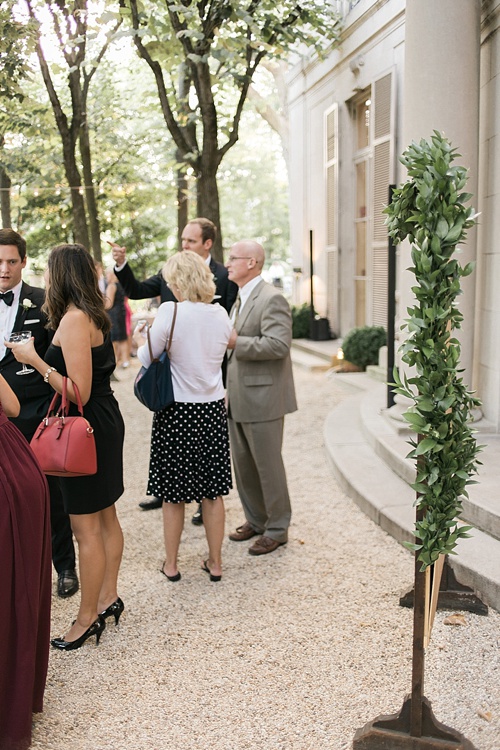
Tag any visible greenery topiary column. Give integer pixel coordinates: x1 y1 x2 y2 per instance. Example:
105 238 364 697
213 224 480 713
353 131 480 749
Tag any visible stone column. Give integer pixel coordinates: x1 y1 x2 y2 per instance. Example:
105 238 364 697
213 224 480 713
399 0 481 386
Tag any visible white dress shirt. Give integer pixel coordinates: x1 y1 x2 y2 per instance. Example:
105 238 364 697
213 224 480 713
230 275 262 323
0 281 23 360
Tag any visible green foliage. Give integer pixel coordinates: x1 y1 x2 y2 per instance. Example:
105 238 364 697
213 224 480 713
0 8 36 104
220 100 290 258
384 131 481 570
121 0 343 252
341 326 386 370
1 2 298 270
291 303 312 339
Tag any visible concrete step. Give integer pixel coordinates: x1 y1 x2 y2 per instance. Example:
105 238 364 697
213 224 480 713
291 337 340 363
359 382 500 542
291 348 332 371
324 377 500 612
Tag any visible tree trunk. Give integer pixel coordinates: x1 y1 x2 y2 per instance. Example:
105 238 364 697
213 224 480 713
177 155 188 248
0 166 11 229
176 64 191 244
25 1 93 250
196 166 223 261
79 116 102 260
61 134 90 249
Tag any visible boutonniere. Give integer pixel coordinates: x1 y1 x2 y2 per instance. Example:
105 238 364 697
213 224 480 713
21 298 36 311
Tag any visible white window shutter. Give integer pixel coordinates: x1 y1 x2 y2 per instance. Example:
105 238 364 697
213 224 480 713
371 69 395 327
325 103 339 329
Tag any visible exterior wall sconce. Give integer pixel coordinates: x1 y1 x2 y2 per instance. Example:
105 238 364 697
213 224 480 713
349 54 365 74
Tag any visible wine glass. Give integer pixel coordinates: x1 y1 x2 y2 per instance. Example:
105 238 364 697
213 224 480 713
8 331 35 375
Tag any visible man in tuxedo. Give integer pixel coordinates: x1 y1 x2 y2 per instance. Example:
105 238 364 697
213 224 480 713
226 240 297 555
110 217 238 518
0 228 78 597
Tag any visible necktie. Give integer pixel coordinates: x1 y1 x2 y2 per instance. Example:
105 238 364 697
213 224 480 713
233 294 241 325
0 291 14 306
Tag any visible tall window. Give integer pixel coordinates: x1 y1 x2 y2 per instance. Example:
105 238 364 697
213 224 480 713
325 104 338 329
351 72 394 327
353 90 371 326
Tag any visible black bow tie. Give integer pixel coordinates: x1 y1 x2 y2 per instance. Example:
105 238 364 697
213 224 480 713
0 291 14 306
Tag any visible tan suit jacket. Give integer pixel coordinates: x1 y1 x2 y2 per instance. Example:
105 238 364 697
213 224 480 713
227 280 297 422
226 280 296 542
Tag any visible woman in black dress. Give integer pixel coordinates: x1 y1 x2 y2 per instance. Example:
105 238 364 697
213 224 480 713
104 268 129 368
0 375 51 749
7 244 125 651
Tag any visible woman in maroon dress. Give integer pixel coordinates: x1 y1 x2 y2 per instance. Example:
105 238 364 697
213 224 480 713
0 375 51 750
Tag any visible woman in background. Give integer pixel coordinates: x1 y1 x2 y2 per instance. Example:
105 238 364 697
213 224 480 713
7 244 125 651
105 268 129 369
134 251 232 582
0 375 51 749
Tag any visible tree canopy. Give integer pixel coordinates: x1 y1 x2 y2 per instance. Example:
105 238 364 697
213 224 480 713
121 0 342 258
1 0 341 271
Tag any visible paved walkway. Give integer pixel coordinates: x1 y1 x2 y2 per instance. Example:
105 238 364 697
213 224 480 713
32 363 500 750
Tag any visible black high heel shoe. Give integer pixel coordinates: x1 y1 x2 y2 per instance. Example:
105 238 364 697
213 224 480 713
160 563 181 582
202 559 221 582
99 597 124 626
51 615 105 651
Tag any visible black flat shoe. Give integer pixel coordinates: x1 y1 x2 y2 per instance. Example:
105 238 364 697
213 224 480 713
191 503 203 526
139 496 163 511
51 616 105 651
160 564 181 582
99 597 124 626
201 559 221 582
57 569 79 598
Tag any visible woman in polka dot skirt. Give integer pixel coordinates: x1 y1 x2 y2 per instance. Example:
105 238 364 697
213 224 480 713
135 251 233 582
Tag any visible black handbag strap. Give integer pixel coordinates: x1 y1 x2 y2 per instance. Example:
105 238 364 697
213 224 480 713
146 302 178 363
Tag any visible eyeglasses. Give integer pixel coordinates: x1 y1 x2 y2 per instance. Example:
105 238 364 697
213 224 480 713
227 256 253 263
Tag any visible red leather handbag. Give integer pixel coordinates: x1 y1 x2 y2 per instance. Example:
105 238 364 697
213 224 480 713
30 377 97 477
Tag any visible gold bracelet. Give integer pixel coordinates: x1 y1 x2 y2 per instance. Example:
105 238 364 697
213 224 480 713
43 366 57 383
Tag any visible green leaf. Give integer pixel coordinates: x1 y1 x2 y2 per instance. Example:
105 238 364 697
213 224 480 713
403 409 426 425
415 438 438 455
444 222 464 244
436 217 449 239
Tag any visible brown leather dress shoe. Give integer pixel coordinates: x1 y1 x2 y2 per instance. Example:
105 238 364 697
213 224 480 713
248 536 285 556
229 522 259 542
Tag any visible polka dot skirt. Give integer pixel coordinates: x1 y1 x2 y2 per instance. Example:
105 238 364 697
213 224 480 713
147 399 232 503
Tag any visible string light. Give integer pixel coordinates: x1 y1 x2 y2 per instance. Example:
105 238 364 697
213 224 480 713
0 182 169 194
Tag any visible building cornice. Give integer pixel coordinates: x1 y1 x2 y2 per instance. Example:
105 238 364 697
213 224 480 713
287 0 405 104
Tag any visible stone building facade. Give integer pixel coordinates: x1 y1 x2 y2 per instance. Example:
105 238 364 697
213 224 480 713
288 0 500 428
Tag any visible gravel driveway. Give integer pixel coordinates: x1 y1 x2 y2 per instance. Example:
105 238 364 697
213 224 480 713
31 364 500 750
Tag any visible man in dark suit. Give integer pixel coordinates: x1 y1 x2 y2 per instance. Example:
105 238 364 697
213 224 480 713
0 228 79 597
226 240 297 555
110 217 238 518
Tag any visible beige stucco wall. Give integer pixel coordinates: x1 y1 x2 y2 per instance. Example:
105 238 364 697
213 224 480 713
477 1 500 427
287 0 500 433
287 0 405 328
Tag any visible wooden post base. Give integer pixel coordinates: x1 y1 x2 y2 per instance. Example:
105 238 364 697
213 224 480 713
353 696 477 749
399 559 488 616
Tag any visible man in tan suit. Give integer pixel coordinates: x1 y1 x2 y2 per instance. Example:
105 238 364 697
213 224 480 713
226 240 297 555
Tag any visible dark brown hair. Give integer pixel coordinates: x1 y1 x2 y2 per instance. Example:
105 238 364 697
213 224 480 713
0 228 26 260
188 217 217 245
43 244 110 334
